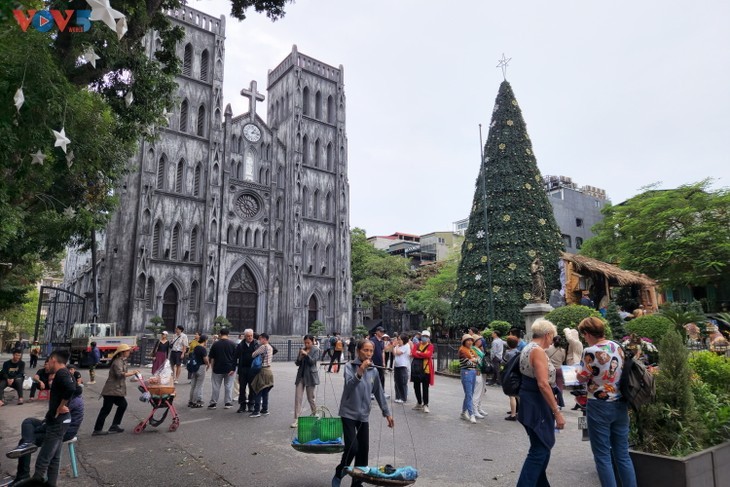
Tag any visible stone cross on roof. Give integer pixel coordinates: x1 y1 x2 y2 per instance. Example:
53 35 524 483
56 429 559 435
240 80 265 122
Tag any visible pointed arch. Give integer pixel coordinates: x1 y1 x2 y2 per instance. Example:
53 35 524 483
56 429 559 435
236 226 242 246
302 86 310 116
259 167 266 184
307 294 318 325
254 229 261 247
274 229 281 250
325 192 332 220
180 99 189 132
314 138 321 167
171 223 181 260
278 165 285 186
210 219 217 242
136 273 146 299
183 43 193 76
227 224 234 244
145 276 155 310
156 155 166 189
302 186 309 217
212 163 219 185
207 279 215 302
244 228 252 247
327 95 335 123
324 245 332 275
193 163 202 196
302 135 309 165
326 142 333 171
312 189 319 218
175 159 184 193
312 243 319 273
315 90 322 119
231 135 238 154
146 148 155 172
262 230 268 248
226 264 260 331
189 281 199 311
161 283 179 331
276 197 283 219
142 209 151 234
190 226 199 262
200 49 209 81
152 221 162 258
197 105 206 137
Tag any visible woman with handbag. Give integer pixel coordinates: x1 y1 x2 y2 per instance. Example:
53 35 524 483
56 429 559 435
249 333 274 418
151 331 170 374
410 330 434 413
291 334 320 428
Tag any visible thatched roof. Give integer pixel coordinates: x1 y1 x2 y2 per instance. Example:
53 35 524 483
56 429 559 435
561 252 656 287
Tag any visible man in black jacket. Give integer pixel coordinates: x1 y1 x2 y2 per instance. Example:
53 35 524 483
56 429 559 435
234 328 259 413
0 349 26 406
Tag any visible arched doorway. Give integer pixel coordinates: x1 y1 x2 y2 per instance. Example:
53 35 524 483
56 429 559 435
308 294 318 326
227 265 258 331
161 284 178 333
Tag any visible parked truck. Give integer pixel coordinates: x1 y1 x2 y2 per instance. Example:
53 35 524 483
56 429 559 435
69 323 137 366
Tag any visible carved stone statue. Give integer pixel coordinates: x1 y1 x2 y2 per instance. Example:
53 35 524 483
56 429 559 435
530 256 546 303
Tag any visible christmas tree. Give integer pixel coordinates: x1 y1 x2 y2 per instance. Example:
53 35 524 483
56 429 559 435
450 81 564 329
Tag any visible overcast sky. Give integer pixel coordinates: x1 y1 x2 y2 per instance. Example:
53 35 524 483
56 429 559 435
194 0 730 237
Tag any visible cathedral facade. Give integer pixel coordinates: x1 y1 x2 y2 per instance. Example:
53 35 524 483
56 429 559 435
63 6 352 336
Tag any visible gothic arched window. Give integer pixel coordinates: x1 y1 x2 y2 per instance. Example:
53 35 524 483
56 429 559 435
245 228 252 247
302 87 310 116
326 143 333 171
136 273 146 299
254 229 261 247
315 91 322 119
190 226 199 262
183 43 193 76
197 105 206 137
171 223 181 260
302 135 309 165
244 148 254 181
193 163 202 197
180 99 189 132
200 49 209 81
146 276 155 309
156 155 166 189
175 159 184 193
312 190 319 218
325 192 332 220
152 221 162 258
189 281 199 311
327 95 335 124
314 139 321 167
302 186 309 217
227 224 234 244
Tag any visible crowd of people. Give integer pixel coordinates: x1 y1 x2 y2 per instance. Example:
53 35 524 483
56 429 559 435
1 317 644 487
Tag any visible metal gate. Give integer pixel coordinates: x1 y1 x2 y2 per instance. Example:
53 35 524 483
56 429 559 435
33 286 86 356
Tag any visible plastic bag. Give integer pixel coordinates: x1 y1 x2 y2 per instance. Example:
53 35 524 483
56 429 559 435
154 359 174 386
23 377 33 390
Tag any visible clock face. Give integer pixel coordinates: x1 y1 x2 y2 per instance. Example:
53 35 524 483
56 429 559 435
243 123 261 142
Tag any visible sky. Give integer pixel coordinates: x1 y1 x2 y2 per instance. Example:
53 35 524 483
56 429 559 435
192 0 730 237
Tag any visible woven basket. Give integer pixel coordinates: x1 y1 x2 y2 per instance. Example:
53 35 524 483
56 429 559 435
148 385 175 395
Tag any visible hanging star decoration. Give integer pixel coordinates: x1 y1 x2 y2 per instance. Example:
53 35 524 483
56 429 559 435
53 128 71 154
63 207 76 219
83 46 100 68
496 53 512 80
476 230 485 239
30 150 46 165
124 90 134 107
14 87 24 112
87 0 126 37
475 274 483 281
66 150 75 167
116 16 128 39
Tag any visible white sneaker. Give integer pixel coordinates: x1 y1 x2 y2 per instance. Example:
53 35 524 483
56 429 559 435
394 399 404 404
461 411 470 421
474 411 485 419
413 404 423 411
423 405 430 413
470 415 477 424
478 408 488 416
290 421 298 428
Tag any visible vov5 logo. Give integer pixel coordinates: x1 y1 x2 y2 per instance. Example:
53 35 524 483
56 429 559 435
13 9 91 33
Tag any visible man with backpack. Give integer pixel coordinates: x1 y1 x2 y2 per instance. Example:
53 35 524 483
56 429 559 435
576 317 638 487
327 332 344 373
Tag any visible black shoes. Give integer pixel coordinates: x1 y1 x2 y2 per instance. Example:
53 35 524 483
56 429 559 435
108 425 124 434
237 406 246 413
92 430 108 436
6 443 38 459
261 409 269 416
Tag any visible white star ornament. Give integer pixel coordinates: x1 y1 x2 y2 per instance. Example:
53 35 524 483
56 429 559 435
31 150 46 165
14 88 24 112
53 128 71 154
87 0 125 35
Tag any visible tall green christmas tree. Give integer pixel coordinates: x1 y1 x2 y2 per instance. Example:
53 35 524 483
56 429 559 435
450 81 564 329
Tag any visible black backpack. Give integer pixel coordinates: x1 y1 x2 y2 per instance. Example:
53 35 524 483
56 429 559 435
186 349 201 373
619 355 655 410
501 353 522 396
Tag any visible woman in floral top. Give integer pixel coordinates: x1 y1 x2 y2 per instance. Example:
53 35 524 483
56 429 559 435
577 317 637 487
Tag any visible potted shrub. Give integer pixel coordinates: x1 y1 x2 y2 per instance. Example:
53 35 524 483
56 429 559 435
629 330 730 486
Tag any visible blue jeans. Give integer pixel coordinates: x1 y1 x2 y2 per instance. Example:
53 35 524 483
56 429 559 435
460 369 476 416
254 387 271 413
586 400 637 487
517 427 552 486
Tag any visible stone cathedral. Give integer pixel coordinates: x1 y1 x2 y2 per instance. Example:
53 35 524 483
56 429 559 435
62 5 352 336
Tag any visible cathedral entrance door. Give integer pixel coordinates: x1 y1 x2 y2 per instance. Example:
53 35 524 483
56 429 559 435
308 295 318 326
227 265 258 332
161 284 178 332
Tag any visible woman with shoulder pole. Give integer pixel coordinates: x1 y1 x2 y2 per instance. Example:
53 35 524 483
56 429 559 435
577 317 637 487
291 334 320 428
93 344 140 435
516 320 565 486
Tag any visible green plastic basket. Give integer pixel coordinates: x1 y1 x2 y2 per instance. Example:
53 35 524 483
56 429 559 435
297 407 343 443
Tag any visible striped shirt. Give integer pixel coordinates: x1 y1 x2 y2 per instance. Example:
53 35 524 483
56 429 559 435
252 343 273 367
